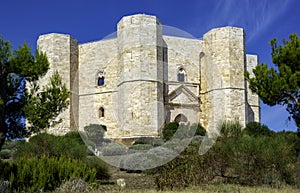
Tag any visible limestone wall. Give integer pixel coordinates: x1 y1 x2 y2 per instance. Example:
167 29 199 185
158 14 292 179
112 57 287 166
37 33 78 135
78 38 119 136
201 27 247 132
162 36 202 124
246 55 260 122
117 14 164 138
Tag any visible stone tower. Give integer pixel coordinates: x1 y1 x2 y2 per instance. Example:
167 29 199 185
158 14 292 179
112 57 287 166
200 27 247 132
37 34 79 134
117 14 164 137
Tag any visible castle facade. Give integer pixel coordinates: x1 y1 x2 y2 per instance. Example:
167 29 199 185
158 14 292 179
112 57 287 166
37 14 260 138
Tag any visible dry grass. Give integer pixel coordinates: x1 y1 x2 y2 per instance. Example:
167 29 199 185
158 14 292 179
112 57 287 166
66 184 300 193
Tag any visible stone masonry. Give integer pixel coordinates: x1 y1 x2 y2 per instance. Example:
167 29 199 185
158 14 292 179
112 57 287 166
37 14 260 137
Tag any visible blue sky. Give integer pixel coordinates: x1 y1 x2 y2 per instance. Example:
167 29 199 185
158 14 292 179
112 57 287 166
1 0 299 132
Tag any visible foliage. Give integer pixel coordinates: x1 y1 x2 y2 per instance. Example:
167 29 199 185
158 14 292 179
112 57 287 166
245 33 300 132
0 179 11 193
0 35 69 151
190 123 207 136
152 121 299 190
55 178 91 193
132 137 164 147
162 122 206 141
14 132 83 159
218 119 242 139
83 156 110 180
0 156 96 192
243 122 275 137
14 131 88 159
162 122 179 141
83 124 109 146
24 71 70 133
102 142 127 156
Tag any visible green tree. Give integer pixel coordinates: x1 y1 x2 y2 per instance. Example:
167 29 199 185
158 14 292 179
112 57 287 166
246 33 300 134
0 36 69 150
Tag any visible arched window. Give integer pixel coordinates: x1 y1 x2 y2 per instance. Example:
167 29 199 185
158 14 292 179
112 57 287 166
99 107 104 118
96 71 105 86
177 67 185 82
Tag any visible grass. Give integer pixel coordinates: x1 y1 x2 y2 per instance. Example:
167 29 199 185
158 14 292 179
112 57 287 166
58 184 300 193
63 165 300 193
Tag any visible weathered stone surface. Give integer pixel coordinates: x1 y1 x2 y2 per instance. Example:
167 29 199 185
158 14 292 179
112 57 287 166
36 14 260 138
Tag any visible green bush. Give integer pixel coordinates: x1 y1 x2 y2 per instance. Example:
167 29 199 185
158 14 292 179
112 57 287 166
132 137 164 147
152 121 299 190
14 131 88 159
243 122 275 137
162 122 179 141
162 122 206 142
1 156 96 192
102 142 127 156
83 124 109 146
83 156 110 180
0 149 11 159
190 123 206 136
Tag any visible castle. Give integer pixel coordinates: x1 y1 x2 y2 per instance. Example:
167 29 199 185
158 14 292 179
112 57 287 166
37 14 260 138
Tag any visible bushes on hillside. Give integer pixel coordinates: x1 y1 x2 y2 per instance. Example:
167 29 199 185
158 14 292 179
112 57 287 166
162 122 206 141
243 122 275 137
152 121 300 190
14 131 88 159
0 131 111 192
0 156 96 192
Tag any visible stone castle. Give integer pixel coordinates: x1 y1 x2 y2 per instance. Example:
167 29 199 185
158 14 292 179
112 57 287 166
37 14 260 138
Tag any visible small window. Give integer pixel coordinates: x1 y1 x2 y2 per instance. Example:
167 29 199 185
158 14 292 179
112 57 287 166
177 68 185 82
97 76 105 86
96 71 105 86
99 107 104 118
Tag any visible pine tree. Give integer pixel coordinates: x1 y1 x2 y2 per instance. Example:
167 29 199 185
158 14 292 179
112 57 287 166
246 33 300 134
0 36 69 150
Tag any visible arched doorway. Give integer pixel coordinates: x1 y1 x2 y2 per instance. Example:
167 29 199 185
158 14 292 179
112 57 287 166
174 114 188 123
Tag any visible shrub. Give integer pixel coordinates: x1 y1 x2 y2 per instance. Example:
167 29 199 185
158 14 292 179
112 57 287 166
162 122 206 142
1 156 96 192
152 121 299 190
0 150 11 159
102 142 127 156
0 179 11 193
162 122 179 141
132 137 164 147
218 120 243 139
129 144 153 151
190 123 206 136
56 178 90 193
83 124 109 146
14 131 88 159
83 156 110 180
243 122 275 137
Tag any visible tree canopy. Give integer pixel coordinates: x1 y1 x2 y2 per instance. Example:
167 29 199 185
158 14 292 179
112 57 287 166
246 33 300 133
0 35 69 150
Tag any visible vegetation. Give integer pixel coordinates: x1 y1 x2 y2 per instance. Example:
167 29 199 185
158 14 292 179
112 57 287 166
0 131 110 192
246 33 300 134
0 156 96 192
162 121 206 141
152 121 300 191
0 36 69 151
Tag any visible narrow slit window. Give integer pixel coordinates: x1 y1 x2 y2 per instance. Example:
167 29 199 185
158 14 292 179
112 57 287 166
177 68 185 82
99 107 105 118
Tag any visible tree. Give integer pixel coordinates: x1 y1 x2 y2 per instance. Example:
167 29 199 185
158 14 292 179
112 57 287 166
0 36 69 150
246 33 300 134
